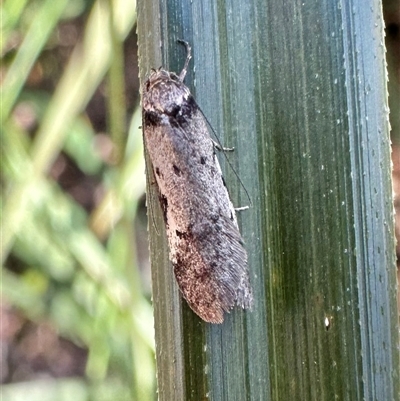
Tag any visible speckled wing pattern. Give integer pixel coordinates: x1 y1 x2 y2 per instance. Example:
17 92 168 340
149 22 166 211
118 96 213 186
142 56 252 323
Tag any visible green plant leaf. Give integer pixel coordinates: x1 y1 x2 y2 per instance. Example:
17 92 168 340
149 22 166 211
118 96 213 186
137 0 400 400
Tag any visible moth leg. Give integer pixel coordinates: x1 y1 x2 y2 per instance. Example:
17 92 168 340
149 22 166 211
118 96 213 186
212 140 235 152
235 206 249 212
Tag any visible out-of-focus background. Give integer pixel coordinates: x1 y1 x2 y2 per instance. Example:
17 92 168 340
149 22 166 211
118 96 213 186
1 1 155 400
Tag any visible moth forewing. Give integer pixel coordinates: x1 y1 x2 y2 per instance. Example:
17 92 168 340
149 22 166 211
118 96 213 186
142 41 252 323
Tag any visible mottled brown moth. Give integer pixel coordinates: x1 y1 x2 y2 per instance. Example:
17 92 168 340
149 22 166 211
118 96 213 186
142 41 252 323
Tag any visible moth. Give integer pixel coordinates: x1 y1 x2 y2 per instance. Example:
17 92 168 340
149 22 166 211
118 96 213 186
142 41 252 323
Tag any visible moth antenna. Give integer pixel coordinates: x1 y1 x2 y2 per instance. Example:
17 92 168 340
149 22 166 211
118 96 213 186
177 40 192 82
146 172 161 236
175 41 250 207
195 100 252 207
142 123 161 236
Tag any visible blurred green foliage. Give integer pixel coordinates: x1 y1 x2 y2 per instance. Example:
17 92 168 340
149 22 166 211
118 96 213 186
1 0 155 400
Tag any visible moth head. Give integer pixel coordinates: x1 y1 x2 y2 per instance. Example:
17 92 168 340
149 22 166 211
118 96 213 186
146 68 180 88
143 68 191 113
